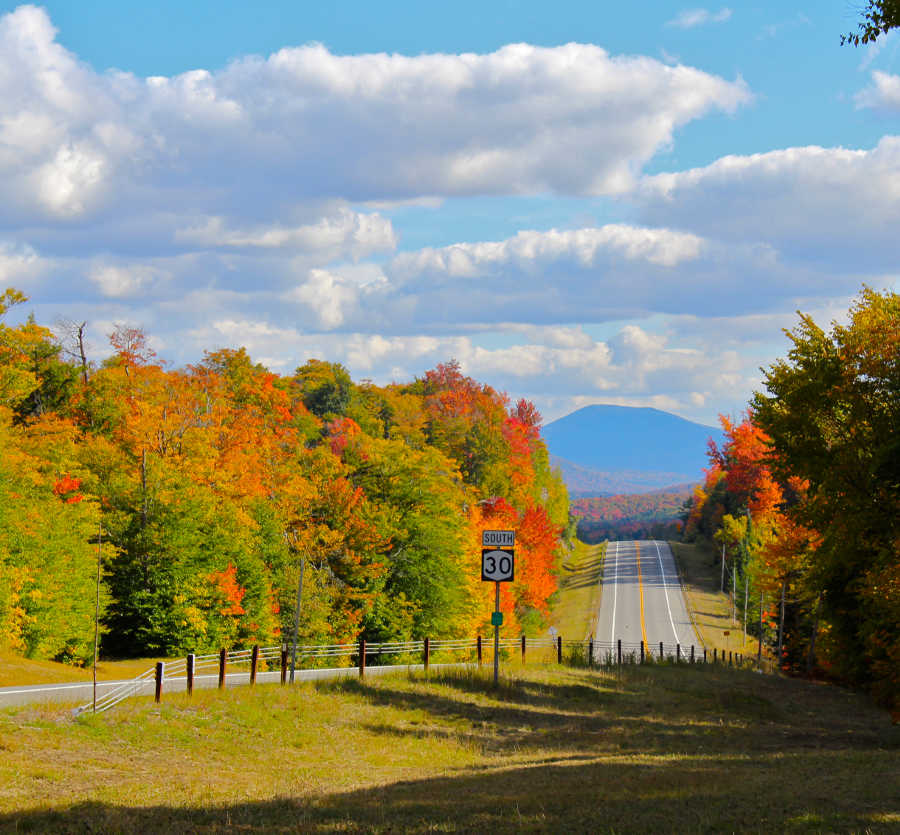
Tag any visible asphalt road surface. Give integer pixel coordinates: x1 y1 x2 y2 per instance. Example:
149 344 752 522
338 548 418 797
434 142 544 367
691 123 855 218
0 664 457 710
593 540 699 657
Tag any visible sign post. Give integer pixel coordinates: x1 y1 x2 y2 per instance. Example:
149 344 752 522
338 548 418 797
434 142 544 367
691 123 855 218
482 530 515 686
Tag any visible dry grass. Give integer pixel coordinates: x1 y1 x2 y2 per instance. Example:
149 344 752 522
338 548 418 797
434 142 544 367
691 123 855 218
670 540 758 656
0 651 172 689
1 662 897 833
551 540 605 642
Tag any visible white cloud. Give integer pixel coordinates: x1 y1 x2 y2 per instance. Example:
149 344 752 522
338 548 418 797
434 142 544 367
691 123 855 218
0 242 43 286
285 268 359 329
667 8 732 29
636 138 900 271
175 208 396 258
390 225 704 281
0 5 751 235
88 263 163 298
855 71 900 112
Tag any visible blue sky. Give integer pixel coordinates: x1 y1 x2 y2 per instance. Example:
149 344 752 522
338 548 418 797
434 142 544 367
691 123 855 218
0 1 897 424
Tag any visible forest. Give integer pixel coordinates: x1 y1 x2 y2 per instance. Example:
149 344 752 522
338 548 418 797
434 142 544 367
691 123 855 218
0 288 570 665
682 288 899 712
571 490 688 543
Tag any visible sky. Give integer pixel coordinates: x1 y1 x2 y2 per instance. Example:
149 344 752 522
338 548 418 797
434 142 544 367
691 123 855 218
0 1 898 426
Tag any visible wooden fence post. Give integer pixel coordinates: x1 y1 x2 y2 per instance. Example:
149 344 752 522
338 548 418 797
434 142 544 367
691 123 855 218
557 635 562 664
659 641 664 661
617 639 622 665
477 635 482 666
690 645 695 664
218 648 227 689
154 662 164 704
280 643 288 684
588 638 594 668
424 637 430 671
250 645 259 685
676 644 681 662
704 647 707 663
640 641 644 664
521 634 526 664
186 654 195 695
359 638 366 678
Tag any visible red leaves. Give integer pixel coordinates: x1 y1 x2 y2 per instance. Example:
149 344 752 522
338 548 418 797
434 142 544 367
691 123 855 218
327 417 362 457
478 496 561 621
713 413 782 517
209 562 246 616
109 325 157 369
52 473 83 504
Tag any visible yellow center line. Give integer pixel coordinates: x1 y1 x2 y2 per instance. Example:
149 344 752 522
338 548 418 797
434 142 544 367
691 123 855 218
636 541 649 648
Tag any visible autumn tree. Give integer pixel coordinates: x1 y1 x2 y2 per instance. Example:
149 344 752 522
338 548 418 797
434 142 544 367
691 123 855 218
752 287 900 706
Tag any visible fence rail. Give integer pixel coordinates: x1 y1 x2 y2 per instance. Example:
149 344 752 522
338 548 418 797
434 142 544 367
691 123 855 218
74 635 749 716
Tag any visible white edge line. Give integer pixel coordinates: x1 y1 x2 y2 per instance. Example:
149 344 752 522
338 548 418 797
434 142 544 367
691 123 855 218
610 540 619 645
654 540 681 643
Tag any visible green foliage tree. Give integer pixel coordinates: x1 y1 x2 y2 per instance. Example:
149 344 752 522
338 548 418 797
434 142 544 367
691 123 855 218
752 287 900 703
842 1 900 45
294 359 353 419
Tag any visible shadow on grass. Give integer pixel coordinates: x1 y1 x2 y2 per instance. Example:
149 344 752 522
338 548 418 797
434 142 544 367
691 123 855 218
317 667 891 759
3 749 896 833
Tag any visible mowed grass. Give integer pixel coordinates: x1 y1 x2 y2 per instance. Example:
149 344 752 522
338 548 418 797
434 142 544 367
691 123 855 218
1 662 897 833
551 539 605 641
670 540 758 657
0 651 172 689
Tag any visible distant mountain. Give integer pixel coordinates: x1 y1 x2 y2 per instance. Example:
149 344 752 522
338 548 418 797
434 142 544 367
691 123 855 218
543 405 724 496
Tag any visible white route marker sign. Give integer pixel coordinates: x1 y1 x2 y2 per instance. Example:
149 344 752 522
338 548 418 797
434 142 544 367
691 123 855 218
482 530 515 582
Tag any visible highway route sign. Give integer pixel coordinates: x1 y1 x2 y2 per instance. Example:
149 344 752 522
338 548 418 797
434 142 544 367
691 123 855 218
482 548 514 582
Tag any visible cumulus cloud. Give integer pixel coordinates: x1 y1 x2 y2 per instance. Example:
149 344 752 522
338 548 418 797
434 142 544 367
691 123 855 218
88 263 164 298
0 4 750 237
0 242 44 287
391 225 705 281
667 8 732 29
175 208 396 258
855 71 900 112
636 138 900 271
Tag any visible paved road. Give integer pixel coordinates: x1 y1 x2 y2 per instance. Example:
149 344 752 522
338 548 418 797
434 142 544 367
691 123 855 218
0 663 463 710
593 540 699 657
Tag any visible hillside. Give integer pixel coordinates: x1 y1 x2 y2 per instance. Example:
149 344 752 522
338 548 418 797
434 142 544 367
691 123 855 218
544 405 723 494
572 488 691 542
550 456 696 497
2 665 896 831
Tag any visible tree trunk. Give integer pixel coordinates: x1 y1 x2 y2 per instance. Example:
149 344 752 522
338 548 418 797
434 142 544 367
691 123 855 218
806 593 822 675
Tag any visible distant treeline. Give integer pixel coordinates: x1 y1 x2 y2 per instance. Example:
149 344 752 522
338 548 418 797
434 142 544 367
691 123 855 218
571 490 689 543
0 288 570 664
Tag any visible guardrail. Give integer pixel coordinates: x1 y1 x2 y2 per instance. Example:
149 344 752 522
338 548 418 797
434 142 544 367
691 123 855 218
74 635 747 716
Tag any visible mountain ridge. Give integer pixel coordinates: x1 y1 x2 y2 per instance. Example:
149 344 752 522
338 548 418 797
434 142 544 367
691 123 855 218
543 405 723 495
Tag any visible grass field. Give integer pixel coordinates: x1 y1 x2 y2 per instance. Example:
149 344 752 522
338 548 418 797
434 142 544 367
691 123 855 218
551 539 605 642
670 540 759 657
1 661 897 833
0 651 172 689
